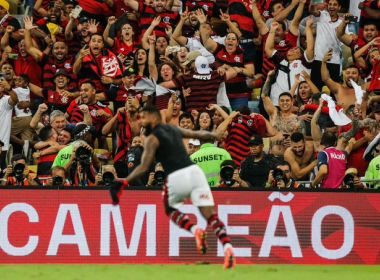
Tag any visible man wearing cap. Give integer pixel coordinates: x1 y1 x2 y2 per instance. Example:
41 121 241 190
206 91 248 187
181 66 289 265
160 55 238 112
187 138 201 155
190 139 232 187
65 15 93 57
29 69 79 112
240 135 279 188
102 67 137 111
24 16 76 90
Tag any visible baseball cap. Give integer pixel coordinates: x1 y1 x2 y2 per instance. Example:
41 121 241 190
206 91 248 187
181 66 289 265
188 139 200 146
345 167 358 176
79 16 89 24
248 135 263 146
182 51 201 66
195 56 211 75
0 0 9 11
54 69 71 79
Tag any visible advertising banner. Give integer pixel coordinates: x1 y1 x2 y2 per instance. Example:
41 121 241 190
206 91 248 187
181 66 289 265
0 189 379 264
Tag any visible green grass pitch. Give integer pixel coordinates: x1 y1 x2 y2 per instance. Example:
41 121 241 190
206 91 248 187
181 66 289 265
1 265 380 280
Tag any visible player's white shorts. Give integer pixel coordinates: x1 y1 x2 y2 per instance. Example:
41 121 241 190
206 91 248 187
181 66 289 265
165 164 215 209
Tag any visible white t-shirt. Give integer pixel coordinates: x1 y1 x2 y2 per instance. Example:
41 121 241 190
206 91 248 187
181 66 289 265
314 10 343 64
13 87 32 117
0 95 14 151
270 51 313 106
186 37 215 64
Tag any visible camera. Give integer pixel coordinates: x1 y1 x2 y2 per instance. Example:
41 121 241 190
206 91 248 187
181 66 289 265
220 164 235 187
52 176 64 186
13 163 25 185
13 163 25 177
102 171 115 186
343 174 355 189
75 146 91 166
345 15 358 23
273 168 285 182
154 170 165 186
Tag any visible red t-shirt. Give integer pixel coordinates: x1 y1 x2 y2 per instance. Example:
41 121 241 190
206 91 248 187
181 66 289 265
368 58 380 92
14 55 42 87
338 126 368 177
77 0 113 16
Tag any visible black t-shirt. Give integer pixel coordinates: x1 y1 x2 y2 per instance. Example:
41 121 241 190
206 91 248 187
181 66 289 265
240 154 279 188
152 125 193 175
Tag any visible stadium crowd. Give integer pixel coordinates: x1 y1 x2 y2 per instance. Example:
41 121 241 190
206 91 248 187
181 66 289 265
0 0 379 189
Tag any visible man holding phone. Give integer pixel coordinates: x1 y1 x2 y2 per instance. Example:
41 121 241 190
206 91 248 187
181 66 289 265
310 0 343 89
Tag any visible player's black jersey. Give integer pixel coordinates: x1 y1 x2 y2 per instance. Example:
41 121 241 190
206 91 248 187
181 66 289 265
152 125 193 175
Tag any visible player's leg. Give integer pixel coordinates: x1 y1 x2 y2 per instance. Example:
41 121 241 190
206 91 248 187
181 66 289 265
164 167 201 242
190 165 235 268
198 206 235 269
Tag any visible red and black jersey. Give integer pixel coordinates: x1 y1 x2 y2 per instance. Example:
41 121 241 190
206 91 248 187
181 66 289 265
262 32 298 77
37 148 57 177
66 30 86 58
113 0 135 18
186 0 216 18
14 55 42 88
40 54 77 90
228 0 257 39
43 89 76 112
155 93 171 110
138 0 179 38
79 49 123 92
259 0 274 21
114 110 133 163
225 114 267 166
350 37 372 79
113 37 137 57
66 100 113 133
214 43 252 99
174 70 225 112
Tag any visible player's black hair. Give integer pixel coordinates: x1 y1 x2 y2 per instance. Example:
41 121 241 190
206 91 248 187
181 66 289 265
141 105 161 119
290 132 304 143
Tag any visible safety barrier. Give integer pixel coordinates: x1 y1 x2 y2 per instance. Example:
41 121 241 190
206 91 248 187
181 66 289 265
0 187 379 264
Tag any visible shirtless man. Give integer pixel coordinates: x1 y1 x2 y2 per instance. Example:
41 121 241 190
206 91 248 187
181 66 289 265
262 71 302 157
284 132 317 181
321 50 367 111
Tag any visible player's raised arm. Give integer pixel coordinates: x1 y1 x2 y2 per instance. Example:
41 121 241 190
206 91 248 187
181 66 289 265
125 135 159 183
